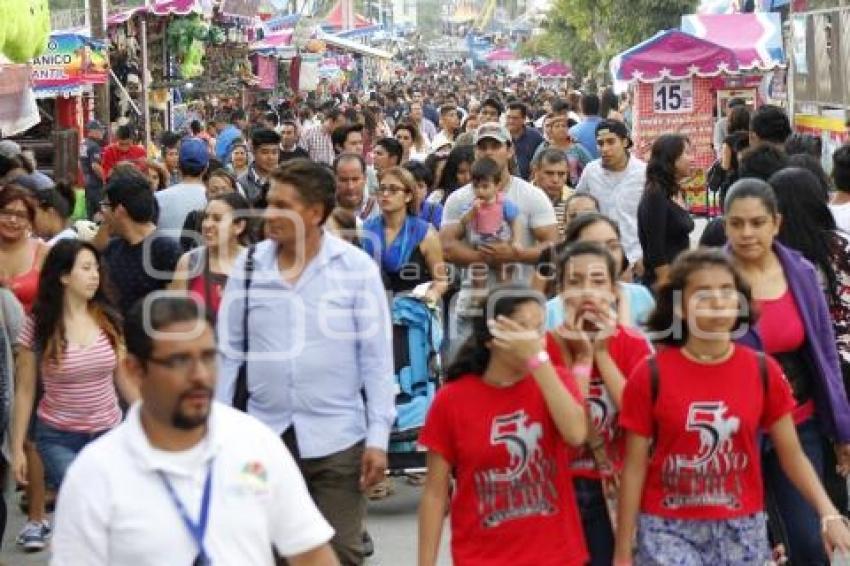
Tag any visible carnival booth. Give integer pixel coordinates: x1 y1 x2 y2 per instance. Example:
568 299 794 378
108 0 259 147
611 30 741 215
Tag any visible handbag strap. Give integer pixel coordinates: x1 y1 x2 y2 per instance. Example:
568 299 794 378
242 245 256 356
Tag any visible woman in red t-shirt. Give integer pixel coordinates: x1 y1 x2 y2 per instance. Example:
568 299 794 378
548 241 652 566
613 249 850 565
418 284 589 566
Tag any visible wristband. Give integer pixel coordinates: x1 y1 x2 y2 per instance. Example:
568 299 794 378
572 363 592 379
821 514 850 534
526 350 550 372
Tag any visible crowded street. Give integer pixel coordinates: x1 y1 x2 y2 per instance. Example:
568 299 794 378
1 0 850 564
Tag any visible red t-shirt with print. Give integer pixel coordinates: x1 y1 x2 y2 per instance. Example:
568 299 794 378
568 325 651 478
419 367 588 566
619 345 795 520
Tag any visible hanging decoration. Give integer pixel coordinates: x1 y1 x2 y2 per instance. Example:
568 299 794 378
0 0 51 63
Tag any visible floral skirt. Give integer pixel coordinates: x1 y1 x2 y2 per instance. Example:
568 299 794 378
635 512 771 565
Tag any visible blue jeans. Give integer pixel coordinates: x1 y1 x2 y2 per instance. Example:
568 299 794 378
573 477 614 566
762 418 827 566
35 419 108 489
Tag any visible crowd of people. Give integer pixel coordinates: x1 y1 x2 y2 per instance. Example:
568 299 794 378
0 72 848 565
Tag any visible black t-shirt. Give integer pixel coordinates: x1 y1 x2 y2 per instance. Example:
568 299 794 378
279 147 309 164
104 231 182 315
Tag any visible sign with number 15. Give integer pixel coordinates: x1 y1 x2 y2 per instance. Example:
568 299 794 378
653 79 694 114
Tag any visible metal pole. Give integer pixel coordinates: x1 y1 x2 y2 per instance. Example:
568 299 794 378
140 16 151 150
89 0 110 131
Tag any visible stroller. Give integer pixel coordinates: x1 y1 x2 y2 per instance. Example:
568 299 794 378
387 295 443 474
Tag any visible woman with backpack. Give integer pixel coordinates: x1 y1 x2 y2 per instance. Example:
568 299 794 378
613 249 850 565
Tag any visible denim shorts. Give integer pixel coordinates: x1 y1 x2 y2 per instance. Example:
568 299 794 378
635 512 771 565
35 419 109 489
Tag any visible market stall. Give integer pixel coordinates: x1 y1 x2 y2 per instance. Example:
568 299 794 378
108 0 259 145
611 30 741 215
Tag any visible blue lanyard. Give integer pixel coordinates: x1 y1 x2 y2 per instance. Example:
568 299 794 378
158 460 214 566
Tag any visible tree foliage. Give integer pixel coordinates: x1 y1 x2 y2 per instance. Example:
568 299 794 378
530 0 699 80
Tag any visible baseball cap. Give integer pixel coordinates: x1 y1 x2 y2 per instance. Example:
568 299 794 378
179 138 210 169
595 120 631 147
0 140 22 159
86 119 105 131
474 123 511 146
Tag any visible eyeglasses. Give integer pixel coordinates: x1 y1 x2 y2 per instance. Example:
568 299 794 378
0 209 29 221
376 185 408 196
147 349 218 373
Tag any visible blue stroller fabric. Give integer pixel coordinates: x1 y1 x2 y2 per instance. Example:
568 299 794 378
392 296 442 432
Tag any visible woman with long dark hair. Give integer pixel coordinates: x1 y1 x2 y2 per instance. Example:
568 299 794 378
637 134 694 289
535 213 656 328
171 193 251 320
769 167 850 430
427 144 474 205
11 240 137 548
614 249 850 564
724 178 850 564
550 242 651 566
418 284 588 566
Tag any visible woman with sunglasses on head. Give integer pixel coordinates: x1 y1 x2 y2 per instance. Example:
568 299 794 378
535 213 656 329
10 240 138 550
362 167 447 304
614 249 850 565
549 241 652 566
723 178 850 565
418 284 588 566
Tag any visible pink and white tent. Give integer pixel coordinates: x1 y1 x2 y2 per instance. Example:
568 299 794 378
681 13 785 71
610 29 739 82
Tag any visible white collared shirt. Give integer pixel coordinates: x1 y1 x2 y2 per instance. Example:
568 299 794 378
51 402 333 566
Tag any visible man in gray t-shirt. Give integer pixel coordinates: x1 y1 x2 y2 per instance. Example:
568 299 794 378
440 124 558 351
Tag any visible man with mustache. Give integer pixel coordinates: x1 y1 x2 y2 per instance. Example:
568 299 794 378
51 295 338 566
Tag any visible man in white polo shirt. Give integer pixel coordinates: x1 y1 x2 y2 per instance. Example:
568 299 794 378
51 295 337 566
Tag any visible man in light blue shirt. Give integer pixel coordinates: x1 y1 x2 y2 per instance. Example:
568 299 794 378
216 159 395 565
154 138 208 236
569 93 604 160
214 109 248 163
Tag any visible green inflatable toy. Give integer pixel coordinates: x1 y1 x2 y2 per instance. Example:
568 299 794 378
2 0 51 63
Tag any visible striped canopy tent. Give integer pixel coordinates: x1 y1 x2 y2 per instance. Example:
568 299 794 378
108 0 203 25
